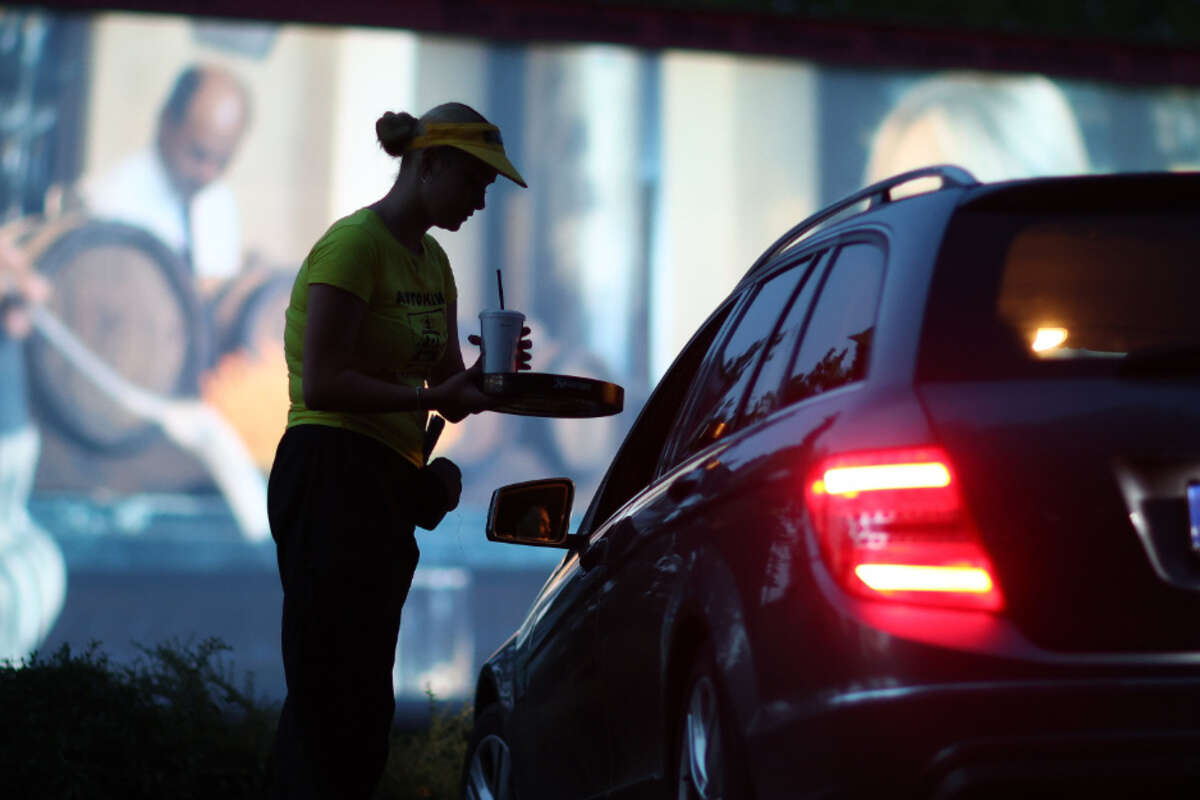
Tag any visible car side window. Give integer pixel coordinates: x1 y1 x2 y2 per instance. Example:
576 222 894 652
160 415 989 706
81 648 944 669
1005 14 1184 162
578 304 734 535
782 241 885 405
739 254 826 426
670 261 811 463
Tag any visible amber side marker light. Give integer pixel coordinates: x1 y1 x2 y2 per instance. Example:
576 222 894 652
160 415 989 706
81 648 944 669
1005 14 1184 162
806 448 1005 612
1031 327 1068 353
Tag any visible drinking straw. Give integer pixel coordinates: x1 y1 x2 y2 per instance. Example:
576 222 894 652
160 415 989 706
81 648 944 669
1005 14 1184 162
497 269 505 310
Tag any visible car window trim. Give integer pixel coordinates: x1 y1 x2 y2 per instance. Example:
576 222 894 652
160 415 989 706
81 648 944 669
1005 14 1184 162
656 290 756 473
575 299 739 536
663 250 843 471
780 233 889 397
728 251 828 432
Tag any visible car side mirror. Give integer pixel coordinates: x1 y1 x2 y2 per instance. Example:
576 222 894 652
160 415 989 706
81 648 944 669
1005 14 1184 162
486 478 575 548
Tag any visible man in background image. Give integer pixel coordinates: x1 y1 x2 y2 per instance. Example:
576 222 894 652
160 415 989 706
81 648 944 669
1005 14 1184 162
74 63 272 541
82 63 251 290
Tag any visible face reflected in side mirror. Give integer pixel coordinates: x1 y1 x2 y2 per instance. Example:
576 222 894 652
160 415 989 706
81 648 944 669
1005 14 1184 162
487 478 575 547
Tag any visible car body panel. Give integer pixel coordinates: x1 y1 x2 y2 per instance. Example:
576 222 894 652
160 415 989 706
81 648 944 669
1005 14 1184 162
466 170 1200 799
508 551 614 796
599 440 749 789
919 378 1200 653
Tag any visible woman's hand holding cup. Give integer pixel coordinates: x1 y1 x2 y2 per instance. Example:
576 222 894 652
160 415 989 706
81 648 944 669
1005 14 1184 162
468 324 533 372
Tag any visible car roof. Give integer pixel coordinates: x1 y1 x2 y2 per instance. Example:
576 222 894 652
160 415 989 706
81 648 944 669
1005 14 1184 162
698 168 1200 409
735 165 977 290
959 170 1200 213
738 168 1200 292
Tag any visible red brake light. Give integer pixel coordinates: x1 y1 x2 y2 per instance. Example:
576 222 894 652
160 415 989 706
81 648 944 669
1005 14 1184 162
805 447 1004 612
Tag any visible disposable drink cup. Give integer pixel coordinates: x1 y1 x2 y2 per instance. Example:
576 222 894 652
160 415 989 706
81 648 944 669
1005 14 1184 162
479 309 525 374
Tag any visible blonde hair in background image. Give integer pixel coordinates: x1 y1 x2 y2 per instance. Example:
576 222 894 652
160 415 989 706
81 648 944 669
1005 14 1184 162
866 72 1091 189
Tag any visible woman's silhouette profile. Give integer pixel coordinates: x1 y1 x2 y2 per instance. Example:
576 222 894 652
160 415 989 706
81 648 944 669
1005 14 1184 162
267 102 530 799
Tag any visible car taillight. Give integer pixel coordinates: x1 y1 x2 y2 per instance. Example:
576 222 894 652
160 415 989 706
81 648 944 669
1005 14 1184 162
805 447 1004 612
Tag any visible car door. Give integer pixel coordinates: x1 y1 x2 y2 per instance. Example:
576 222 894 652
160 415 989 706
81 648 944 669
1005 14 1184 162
501 301 741 800
506 548 613 799
699 238 888 700
594 253 825 791
491 297 732 796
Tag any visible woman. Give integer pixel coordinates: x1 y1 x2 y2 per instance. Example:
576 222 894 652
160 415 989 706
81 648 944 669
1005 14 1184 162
864 72 1089 187
268 102 528 799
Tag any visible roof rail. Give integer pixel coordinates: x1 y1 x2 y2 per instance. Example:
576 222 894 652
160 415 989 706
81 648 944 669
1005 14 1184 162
747 164 978 273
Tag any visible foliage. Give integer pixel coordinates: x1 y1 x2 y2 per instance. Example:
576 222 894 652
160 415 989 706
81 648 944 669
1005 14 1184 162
0 637 277 799
375 689 474 800
0 639 473 800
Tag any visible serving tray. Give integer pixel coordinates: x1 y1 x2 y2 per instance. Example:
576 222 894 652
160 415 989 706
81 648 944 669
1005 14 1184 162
480 372 624 418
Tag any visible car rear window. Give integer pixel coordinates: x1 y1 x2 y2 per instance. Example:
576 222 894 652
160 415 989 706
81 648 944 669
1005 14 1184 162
919 208 1200 380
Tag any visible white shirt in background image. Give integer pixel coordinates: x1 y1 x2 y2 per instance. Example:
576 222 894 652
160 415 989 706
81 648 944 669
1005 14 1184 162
81 147 242 283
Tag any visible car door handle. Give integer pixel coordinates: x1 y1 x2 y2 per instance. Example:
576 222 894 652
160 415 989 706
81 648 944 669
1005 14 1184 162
667 472 703 503
580 538 609 571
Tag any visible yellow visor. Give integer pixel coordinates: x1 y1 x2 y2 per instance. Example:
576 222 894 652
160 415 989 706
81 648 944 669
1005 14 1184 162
405 122 527 188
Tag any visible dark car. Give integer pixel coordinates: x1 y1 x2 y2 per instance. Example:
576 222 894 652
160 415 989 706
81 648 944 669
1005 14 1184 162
460 166 1200 799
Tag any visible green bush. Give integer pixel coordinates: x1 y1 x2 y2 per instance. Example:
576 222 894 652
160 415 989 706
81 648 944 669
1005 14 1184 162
0 638 473 800
375 690 473 800
0 637 277 799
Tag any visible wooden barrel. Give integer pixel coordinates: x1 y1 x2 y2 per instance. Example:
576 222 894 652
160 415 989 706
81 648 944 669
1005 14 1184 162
21 216 206 454
200 267 295 469
207 264 294 360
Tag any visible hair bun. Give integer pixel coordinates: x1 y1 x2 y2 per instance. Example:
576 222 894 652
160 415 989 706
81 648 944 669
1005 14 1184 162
376 111 420 157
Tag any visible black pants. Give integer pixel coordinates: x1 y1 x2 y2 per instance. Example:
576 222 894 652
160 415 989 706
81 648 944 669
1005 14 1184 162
268 425 420 800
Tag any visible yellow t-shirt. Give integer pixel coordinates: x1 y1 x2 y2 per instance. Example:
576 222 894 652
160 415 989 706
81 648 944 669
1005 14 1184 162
284 208 458 467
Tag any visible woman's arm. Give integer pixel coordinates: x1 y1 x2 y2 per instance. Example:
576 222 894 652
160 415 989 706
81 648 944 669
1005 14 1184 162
304 284 492 422
302 282 420 413
424 297 496 422
429 297 468 386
